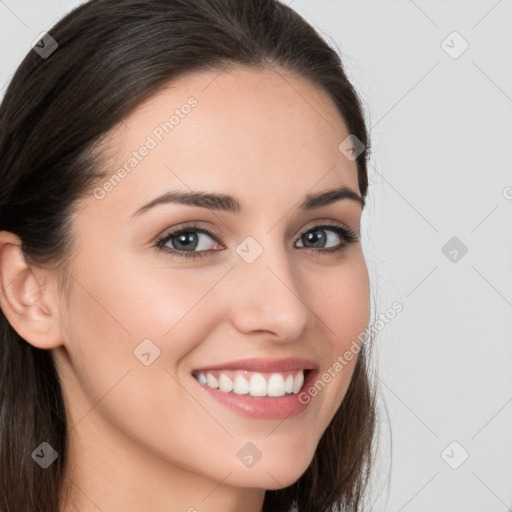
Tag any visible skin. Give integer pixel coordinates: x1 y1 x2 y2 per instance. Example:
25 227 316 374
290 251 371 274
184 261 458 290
0 65 370 512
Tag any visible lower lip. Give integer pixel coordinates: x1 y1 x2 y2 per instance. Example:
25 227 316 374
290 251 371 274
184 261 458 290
193 371 317 420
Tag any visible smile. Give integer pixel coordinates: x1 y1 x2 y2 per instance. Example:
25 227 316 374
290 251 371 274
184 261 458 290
192 369 307 397
191 357 318 420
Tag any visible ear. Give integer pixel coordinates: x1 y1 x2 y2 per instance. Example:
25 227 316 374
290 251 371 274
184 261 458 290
0 230 64 349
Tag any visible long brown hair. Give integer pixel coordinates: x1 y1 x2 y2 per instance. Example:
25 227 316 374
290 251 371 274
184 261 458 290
0 1 378 510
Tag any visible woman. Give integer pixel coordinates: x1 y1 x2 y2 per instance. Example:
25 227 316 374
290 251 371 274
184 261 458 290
0 0 378 510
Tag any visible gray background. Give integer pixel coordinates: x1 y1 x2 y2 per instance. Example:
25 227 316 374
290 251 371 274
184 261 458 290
1 1 511 511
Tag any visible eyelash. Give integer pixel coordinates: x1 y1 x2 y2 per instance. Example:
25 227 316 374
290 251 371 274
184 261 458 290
155 223 358 260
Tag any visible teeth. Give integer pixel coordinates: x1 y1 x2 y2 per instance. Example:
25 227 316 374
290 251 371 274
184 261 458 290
292 371 304 394
233 375 249 395
267 373 285 397
218 374 234 393
205 373 218 389
284 375 294 393
249 373 267 397
195 370 306 397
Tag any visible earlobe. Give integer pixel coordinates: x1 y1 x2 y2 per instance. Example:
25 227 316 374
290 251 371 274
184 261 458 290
0 230 63 350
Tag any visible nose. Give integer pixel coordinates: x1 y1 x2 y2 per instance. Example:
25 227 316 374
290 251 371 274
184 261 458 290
226 240 311 342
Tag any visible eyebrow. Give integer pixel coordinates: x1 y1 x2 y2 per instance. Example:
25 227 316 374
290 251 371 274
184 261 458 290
131 184 365 217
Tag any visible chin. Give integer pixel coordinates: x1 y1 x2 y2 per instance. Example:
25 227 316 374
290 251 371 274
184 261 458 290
227 448 315 490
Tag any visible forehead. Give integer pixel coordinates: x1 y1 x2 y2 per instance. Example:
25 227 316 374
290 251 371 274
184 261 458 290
91 65 361 217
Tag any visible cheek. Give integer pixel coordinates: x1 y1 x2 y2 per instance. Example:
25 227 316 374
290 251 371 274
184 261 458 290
65 248 223 357
302 253 370 425
60 254 243 476
60 249 232 425
311 252 370 353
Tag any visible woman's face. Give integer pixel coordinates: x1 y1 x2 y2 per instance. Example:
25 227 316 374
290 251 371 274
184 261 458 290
53 65 370 500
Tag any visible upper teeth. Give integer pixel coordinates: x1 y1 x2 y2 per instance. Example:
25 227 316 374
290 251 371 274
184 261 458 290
194 370 305 397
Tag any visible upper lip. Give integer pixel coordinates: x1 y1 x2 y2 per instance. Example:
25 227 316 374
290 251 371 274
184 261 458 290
192 357 318 373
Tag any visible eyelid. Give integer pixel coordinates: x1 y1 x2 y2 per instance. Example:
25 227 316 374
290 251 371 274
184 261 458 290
154 219 358 260
300 218 353 235
157 219 354 242
155 222 223 245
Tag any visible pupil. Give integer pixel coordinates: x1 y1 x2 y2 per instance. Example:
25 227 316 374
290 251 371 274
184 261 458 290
306 230 325 247
176 232 197 251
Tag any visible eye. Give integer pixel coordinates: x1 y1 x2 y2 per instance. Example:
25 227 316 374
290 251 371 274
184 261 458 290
155 222 358 260
295 223 358 253
155 225 222 259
